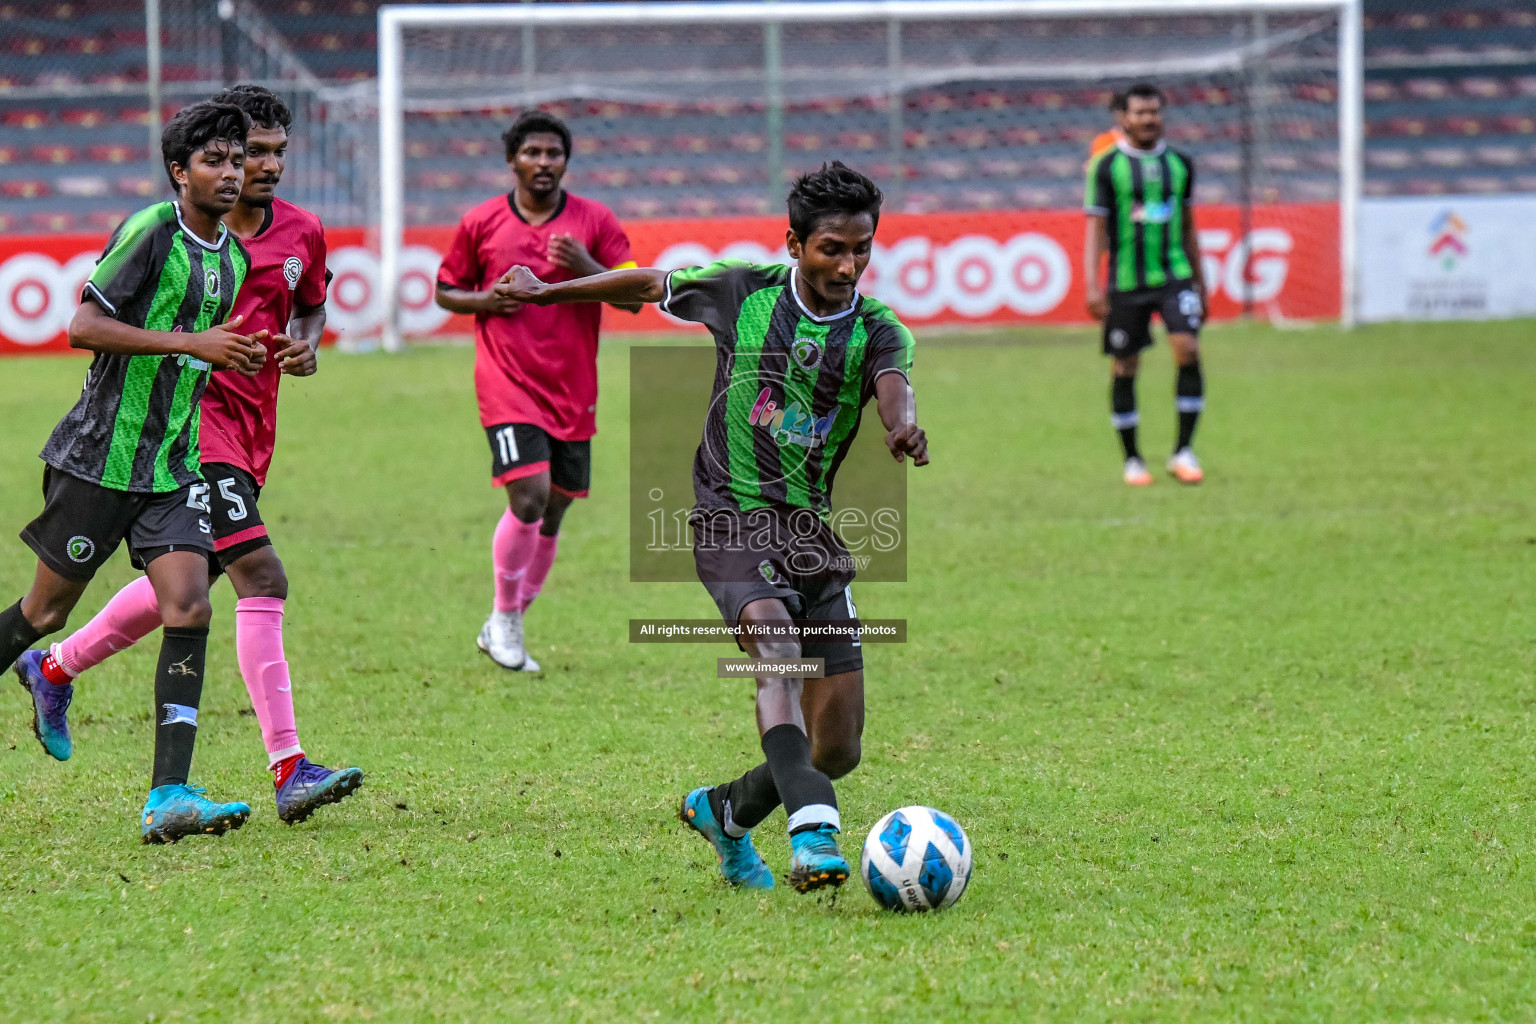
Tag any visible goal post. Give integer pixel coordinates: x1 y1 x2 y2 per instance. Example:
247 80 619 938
377 0 1363 350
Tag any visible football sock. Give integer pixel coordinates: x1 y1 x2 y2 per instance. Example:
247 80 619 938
710 762 780 838
492 509 540 614
54 575 161 678
235 597 303 767
151 626 208 789
516 533 559 613
0 601 44 672
1111 374 1141 460
272 753 303 789
38 651 72 686
760 723 839 834
1175 360 1205 451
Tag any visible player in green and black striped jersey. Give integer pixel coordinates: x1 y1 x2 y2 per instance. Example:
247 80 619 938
498 162 927 896
1085 83 1209 487
2 101 271 845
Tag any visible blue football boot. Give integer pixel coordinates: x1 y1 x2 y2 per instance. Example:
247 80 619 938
679 787 774 890
140 785 251 844
789 825 850 893
14 649 72 761
275 758 364 824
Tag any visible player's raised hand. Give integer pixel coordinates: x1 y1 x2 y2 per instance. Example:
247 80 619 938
496 265 548 305
188 313 268 374
885 423 929 466
274 335 318 377
547 233 601 275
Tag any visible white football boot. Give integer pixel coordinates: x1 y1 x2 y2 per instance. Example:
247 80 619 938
1166 447 1204 484
477 610 540 672
1123 456 1154 487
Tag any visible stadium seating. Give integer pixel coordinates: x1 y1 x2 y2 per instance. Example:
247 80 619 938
1 0 1532 228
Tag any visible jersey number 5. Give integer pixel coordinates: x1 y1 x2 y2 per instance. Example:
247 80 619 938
217 478 248 521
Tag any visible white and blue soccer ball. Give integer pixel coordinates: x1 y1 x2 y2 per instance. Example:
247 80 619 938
861 806 973 912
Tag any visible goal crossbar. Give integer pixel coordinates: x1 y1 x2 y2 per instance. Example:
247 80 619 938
378 0 1362 348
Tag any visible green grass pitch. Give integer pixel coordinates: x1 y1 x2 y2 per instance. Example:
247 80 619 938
1 320 1533 1021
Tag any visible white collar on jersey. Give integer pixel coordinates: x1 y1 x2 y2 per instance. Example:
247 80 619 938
173 202 229 251
790 267 860 323
1116 138 1168 159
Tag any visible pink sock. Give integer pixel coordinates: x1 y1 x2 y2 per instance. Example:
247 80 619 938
516 533 559 613
53 575 162 677
235 597 303 767
493 510 540 614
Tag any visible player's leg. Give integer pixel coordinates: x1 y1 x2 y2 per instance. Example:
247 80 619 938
9 469 136 760
482 424 552 671
514 441 588 615
133 488 250 844
1105 295 1156 486
203 462 362 821
6 562 89 761
1163 285 1206 484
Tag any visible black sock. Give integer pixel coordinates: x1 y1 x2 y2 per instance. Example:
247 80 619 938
760 723 838 834
1111 375 1140 460
0 601 44 671
1176 360 1204 451
151 626 209 789
710 762 779 837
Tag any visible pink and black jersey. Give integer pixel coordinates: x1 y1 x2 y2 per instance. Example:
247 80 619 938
198 196 329 486
436 191 634 441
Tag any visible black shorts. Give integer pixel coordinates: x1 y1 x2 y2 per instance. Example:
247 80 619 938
202 462 272 572
20 467 213 583
1103 280 1203 356
487 423 591 498
692 506 863 676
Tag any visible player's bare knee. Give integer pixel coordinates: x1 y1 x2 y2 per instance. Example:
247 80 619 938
24 604 71 636
812 739 861 780
229 549 288 599
506 487 548 524
1112 354 1140 377
1171 336 1200 365
160 595 212 630
753 637 802 664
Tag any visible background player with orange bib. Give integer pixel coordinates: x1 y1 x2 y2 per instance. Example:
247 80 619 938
435 111 638 673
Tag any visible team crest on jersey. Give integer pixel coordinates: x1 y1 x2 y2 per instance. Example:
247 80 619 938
758 560 777 583
791 336 822 370
204 268 220 297
283 256 304 290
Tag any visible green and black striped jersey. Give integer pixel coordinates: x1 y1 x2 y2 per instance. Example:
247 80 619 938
661 261 915 515
42 201 249 493
1085 140 1197 294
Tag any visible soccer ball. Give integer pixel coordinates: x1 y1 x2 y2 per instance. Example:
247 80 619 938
860 806 972 912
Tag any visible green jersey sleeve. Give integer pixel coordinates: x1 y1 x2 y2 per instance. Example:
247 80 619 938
84 203 172 316
860 300 915 404
660 259 774 339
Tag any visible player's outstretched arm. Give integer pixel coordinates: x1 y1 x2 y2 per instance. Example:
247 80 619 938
69 301 267 374
496 265 667 307
875 371 928 467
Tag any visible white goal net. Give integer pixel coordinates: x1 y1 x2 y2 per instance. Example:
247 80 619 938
377 0 1362 347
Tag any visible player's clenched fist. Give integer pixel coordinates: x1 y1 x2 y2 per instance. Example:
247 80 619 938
885 423 929 466
496 266 550 305
189 313 268 375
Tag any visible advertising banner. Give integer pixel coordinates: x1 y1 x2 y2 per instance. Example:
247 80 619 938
1359 195 1536 322
0 202 1338 355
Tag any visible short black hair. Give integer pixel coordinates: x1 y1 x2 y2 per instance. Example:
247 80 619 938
208 83 293 133
161 100 250 190
1111 82 1165 112
502 111 571 161
786 161 883 241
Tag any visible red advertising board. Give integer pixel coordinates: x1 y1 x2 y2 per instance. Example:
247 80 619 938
0 203 1338 356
